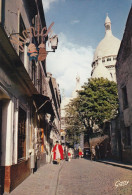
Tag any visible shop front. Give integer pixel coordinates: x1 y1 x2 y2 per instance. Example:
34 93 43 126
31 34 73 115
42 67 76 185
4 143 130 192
32 94 55 167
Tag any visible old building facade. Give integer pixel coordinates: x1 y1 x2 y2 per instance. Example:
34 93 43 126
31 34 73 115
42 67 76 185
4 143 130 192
0 0 61 194
116 7 132 163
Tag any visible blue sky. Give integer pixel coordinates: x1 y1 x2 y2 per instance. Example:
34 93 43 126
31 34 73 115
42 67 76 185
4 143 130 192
42 0 132 97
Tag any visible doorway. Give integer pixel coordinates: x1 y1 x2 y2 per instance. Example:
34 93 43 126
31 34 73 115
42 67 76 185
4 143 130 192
18 107 26 161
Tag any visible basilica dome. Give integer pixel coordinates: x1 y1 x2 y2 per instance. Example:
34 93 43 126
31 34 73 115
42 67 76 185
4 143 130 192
93 34 120 62
93 16 120 61
91 15 121 82
92 58 112 81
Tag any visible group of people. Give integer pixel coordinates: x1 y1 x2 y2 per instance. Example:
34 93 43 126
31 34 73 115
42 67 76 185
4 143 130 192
74 146 83 159
91 142 112 161
52 141 83 164
52 141 112 164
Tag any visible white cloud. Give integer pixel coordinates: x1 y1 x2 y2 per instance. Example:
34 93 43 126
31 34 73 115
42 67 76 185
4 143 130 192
43 0 65 12
71 20 80 24
46 33 94 97
42 0 65 12
42 0 58 12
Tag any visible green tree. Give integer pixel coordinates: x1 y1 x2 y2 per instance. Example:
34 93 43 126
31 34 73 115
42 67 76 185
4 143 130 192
65 77 119 146
65 98 84 147
78 77 119 133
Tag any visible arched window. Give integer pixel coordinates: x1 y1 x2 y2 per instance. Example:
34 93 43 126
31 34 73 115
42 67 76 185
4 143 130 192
106 25 110 30
107 58 111 61
110 73 113 78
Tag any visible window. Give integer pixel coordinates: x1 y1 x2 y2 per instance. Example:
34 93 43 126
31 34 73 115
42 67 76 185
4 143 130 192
19 14 26 61
39 68 42 93
18 107 26 160
32 60 36 85
92 62 95 67
107 58 111 61
122 86 128 109
41 129 44 153
110 73 113 78
20 15 26 37
125 127 131 146
106 25 110 30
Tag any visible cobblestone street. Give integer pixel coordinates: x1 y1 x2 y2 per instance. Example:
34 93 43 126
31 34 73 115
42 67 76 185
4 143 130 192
57 159 132 195
10 158 132 195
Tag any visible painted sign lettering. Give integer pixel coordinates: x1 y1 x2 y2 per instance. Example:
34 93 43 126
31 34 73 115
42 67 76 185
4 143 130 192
10 22 55 61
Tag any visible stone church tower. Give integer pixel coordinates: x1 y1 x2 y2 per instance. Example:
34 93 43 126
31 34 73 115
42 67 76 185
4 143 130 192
72 75 81 98
61 75 82 143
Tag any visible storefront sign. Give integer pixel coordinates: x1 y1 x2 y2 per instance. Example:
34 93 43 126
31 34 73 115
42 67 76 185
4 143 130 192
10 22 54 61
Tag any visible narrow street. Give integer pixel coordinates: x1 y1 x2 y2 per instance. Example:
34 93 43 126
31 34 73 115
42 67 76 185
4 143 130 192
57 159 132 195
10 159 132 195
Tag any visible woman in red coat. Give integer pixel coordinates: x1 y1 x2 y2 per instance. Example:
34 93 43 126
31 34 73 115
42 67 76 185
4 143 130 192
52 141 64 164
79 146 83 158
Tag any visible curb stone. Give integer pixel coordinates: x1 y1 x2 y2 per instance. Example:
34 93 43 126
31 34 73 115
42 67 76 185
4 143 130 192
98 160 132 170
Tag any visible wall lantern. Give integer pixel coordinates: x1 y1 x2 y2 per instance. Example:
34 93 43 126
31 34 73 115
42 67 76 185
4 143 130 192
48 35 58 52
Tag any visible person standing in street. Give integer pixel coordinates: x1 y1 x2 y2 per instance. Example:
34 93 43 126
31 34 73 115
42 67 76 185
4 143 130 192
64 144 69 161
61 143 65 159
95 143 100 160
52 141 64 164
78 146 83 158
91 146 96 161
68 148 73 161
74 147 78 159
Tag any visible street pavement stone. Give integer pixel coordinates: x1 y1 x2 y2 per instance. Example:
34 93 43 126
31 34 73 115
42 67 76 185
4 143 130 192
10 162 62 195
56 159 132 195
9 159 132 195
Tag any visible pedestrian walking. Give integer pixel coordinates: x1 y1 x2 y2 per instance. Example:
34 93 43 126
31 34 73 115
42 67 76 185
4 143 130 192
100 143 105 159
105 142 112 159
95 143 100 160
68 148 72 161
61 143 65 158
52 141 64 164
78 146 83 159
74 147 79 159
91 146 96 161
64 145 69 161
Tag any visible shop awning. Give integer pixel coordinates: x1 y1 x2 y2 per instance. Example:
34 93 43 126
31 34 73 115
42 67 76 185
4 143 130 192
32 94 55 116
